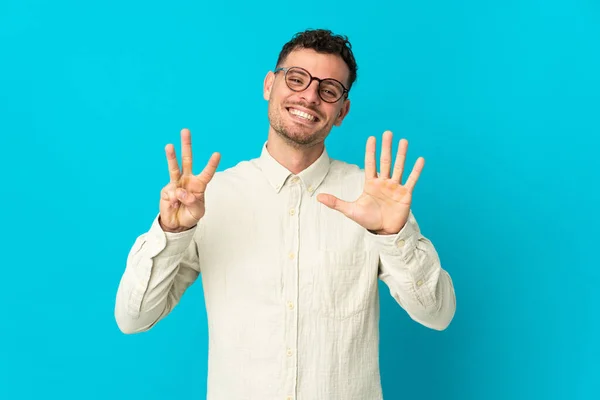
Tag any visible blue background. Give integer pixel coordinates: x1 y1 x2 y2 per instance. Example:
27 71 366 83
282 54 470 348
1 0 598 399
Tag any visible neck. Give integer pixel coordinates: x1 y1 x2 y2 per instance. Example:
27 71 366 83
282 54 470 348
266 129 324 175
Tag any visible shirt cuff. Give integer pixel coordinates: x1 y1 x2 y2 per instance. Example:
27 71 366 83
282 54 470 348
144 214 198 258
365 212 419 262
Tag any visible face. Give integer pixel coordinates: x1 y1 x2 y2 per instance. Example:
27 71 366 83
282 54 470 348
263 48 351 148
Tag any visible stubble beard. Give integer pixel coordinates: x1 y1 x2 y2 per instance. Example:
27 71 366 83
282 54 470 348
267 101 333 149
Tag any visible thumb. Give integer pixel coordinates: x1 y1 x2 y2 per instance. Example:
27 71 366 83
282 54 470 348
176 188 198 207
317 193 353 218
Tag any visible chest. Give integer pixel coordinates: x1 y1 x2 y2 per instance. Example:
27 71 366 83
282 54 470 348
198 186 373 284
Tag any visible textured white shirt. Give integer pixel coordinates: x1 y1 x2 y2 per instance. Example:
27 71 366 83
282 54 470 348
115 143 456 400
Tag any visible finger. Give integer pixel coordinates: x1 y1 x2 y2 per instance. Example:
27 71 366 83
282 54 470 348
365 136 377 179
175 187 197 207
391 138 408 182
165 144 181 183
379 131 393 178
317 193 353 218
196 152 221 185
181 128 193 175
404 157 425 192
161 183 180 208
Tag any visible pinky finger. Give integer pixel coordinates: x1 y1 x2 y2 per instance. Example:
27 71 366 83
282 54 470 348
176 187 198 207
161 185 180 208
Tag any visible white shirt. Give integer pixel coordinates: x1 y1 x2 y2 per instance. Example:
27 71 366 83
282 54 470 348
115 143 456 400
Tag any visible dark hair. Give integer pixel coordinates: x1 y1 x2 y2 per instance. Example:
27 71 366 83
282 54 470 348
275 29 358 92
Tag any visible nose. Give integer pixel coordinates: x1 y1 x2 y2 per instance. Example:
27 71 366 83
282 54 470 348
299 80 321 104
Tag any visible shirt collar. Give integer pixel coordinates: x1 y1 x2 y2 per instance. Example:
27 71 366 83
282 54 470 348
256 141 331 196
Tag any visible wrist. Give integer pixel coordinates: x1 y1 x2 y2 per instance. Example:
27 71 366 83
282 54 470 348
158 216 196 233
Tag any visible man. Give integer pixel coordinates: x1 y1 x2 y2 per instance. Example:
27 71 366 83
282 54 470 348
115 29 456 400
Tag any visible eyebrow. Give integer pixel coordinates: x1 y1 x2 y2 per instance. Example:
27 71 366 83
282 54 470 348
299 67 347 84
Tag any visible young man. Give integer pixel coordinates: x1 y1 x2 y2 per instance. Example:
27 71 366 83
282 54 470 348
115 29 456 400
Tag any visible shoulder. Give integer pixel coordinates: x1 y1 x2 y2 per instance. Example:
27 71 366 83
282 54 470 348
322 157 365 199
209 159 260 187
201 159 260 218
328 158 364 183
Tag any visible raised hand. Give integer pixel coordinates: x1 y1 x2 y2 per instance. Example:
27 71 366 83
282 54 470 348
159 128 221 233
317 130 424 235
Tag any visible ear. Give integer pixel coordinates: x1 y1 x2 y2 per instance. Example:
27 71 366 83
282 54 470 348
334 99 351 126
263 71 275 101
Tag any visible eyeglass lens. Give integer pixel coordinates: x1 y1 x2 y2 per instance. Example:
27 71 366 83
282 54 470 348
285 68 344 102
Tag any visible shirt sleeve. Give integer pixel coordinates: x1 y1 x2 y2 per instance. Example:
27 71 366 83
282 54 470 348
367 210 456 331
114 214 201 334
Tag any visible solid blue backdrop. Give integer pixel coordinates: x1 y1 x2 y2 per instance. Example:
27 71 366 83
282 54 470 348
1 0 598 399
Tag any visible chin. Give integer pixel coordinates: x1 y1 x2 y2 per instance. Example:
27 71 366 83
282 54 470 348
282 132 316 146
286 128 331 149
272 126 314 146
268 105 330 147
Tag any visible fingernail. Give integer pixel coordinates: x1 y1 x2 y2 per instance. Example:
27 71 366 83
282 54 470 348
179 190 187 199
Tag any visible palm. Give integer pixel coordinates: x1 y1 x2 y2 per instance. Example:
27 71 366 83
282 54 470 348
349 178 412 234
160 174 209 228
317 131 424 235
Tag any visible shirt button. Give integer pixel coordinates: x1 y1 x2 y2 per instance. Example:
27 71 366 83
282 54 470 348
288 252 295 259
291 177 299 184
289 208 296 216
286 397 293 400
396 239 405 247
286 348 293 357
307 186 314 193
416 279 424 287
287 302 294 310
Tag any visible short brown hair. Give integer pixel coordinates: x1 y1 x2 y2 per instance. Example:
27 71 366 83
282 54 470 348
275 29 358 91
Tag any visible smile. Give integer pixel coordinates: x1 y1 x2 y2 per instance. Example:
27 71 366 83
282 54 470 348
287 107 320 123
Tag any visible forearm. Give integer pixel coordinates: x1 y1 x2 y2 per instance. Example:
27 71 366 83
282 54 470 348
372 212 456 331
114 215 200 334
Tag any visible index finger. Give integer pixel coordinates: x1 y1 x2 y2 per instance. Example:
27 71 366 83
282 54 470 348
404 157 425 192
196 152 221 186
181 128 193 175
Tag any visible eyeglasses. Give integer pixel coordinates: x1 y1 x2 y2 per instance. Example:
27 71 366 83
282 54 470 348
273 66 349 103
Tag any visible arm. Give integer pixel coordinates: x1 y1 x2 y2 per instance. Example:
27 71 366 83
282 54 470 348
114 215 201 334
114 128 220 334
370 211 455 331
317 131 455 329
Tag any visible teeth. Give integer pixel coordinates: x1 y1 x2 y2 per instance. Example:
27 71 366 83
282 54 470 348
289 108 315 121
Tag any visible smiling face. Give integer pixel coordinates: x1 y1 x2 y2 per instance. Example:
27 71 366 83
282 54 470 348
263 48 351 149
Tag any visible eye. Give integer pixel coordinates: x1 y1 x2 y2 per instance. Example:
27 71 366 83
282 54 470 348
286 69 310 88
320 83 342 100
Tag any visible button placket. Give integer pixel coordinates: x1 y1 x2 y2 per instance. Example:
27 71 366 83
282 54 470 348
283 176 302 398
